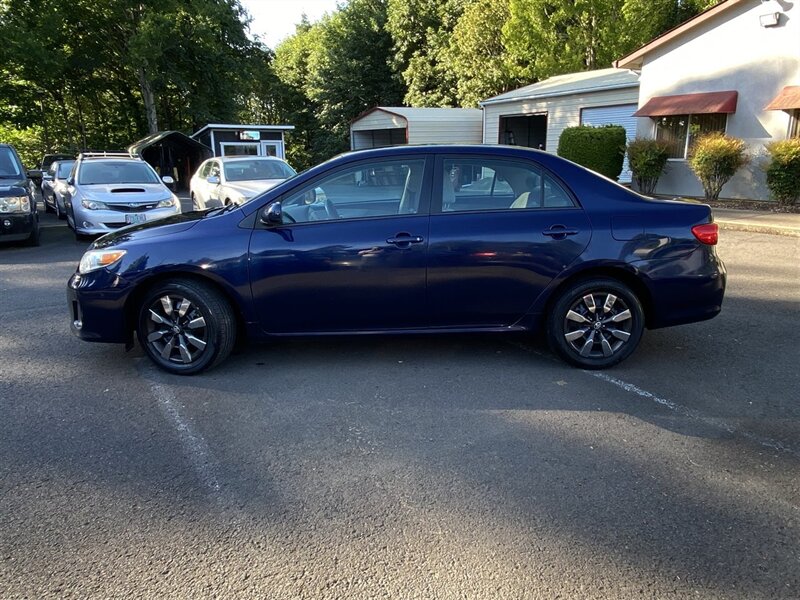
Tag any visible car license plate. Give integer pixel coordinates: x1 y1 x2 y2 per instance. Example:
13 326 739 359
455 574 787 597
125 213 146 225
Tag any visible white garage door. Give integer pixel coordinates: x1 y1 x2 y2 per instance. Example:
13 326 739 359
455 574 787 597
581 104 638 184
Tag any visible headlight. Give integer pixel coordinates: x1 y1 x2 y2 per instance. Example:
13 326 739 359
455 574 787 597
81 199 109 210
0 195 30 213
156 195 177 208
79 249 127 274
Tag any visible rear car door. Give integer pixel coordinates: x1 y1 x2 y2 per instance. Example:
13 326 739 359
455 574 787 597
427 154 592 327
248 155 432 333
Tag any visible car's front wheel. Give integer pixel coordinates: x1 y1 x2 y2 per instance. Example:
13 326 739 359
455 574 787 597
547 278 644 369
137 278 236 375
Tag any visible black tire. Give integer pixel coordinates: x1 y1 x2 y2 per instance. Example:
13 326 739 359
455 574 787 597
44 196 54 214
25 222 41 246
547 277 644 369
55 198 65 220
136 278 236 375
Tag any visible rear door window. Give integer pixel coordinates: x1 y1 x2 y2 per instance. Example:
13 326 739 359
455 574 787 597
439 156 575 212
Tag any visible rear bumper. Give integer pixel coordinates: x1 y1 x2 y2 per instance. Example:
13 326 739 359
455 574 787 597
67 270 133 343
642 247 726 329
0 213 35 241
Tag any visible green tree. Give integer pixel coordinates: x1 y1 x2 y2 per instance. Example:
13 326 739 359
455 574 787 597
444 0 518 107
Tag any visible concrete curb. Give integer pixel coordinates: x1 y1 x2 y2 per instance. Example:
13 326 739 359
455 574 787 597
716 220 800 238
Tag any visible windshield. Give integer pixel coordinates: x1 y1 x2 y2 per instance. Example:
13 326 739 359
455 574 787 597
0 147 22 178
57 161 75 178
223 159 296 182
78 160 159 185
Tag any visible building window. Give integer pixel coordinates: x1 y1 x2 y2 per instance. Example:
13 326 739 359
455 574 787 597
789 109 800 139
655 113 727 159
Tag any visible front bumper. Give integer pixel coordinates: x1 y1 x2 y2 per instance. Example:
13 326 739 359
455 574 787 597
0 212 35 242
67 269 133 343
72 205 180 235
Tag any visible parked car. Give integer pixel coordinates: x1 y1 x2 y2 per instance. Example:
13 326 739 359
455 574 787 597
63 152 180 240
28 153 73 187
190 155 296 210
67 145 726 375
0 143 40 246
41 159 75 219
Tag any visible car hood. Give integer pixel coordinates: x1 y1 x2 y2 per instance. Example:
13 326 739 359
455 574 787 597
0 180 28 195
225 179 286 198
92 211 208 248
82 183 172 203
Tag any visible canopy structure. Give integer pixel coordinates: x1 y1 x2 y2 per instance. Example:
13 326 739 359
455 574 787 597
765 86 800 111
633 91 738 117
128 131 212 190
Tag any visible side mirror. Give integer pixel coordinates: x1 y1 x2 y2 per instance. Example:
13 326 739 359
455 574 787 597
162 175 174 185
260 202 283 226
66 176 75 186
207 175 220 185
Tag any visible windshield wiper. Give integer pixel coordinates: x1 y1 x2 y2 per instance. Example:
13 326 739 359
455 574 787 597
204 203 241 216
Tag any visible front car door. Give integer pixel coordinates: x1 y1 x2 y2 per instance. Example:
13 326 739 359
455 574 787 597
426 154 592 327
248 155 433 333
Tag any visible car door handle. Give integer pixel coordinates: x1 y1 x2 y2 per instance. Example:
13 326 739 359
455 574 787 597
542 225 579 239
386 233 424 247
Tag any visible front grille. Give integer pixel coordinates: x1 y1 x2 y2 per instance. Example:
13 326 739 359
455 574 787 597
107 203 159 212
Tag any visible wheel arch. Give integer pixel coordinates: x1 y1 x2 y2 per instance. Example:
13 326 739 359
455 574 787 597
539 264 655 329
123 270 249 344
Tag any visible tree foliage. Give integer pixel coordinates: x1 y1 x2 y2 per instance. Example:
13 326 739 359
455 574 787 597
0 0 722 168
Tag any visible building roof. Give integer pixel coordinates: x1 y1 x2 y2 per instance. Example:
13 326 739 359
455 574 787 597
614 0 749 70
191 123 295 138
480 68 639 106
765 86 800 111
352 107 482 124
128 131 211 156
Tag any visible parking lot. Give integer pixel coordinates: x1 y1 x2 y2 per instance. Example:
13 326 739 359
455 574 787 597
1 206 799 598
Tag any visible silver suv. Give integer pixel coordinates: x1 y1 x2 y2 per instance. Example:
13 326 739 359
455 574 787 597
64 153 180 239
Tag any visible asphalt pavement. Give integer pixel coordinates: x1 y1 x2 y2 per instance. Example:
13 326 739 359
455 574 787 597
1 211 798 599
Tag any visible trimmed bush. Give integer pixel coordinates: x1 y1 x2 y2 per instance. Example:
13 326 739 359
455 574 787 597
688 132 749 201
765 139 800 207
627 138 670 195
557 125 627 180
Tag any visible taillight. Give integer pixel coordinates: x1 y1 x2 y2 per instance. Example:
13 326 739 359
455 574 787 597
692 223 718 245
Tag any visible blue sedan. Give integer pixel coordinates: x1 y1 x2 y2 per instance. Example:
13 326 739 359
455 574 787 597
67 145 726 374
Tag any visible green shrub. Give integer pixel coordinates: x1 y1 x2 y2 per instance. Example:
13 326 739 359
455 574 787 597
626 138 669 195
765 139 800 207
557 125 627 180
688 132 749 201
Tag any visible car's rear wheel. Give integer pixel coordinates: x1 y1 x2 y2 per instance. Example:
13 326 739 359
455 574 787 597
547 278 644 369
137 279 236 375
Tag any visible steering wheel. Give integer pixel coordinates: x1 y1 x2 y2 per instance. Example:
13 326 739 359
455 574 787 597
323 198 340 220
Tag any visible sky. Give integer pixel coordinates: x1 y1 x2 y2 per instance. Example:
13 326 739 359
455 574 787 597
239 0 341 48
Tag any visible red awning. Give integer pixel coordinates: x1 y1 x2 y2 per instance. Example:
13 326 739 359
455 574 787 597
633 91 738 117
765 86 800 111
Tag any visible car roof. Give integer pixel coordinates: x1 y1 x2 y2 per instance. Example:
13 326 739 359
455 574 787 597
215 155 288 163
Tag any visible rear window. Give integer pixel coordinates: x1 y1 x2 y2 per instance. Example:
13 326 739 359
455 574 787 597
78 161 159 185
0 147 22 178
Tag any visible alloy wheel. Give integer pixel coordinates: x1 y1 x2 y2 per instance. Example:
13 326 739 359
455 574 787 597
144 294 209 365
563 291 633 359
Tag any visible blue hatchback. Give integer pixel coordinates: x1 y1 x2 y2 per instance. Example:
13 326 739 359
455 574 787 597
67 145 726 374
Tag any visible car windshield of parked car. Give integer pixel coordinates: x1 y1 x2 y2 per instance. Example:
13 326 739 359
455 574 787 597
57 161 75 178
78 161 160 185
0 148 22 178
224 159 296 182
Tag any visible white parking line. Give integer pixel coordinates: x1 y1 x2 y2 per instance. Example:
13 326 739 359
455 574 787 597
588 371 799 459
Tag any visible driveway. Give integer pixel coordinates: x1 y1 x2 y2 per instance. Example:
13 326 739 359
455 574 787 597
1 219 798 599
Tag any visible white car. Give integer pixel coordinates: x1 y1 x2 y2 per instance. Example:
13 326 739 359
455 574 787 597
189 156 296 210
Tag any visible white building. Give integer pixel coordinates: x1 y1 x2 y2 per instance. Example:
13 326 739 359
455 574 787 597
480 68 640 182
615 0 800 200
350 107 483 150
